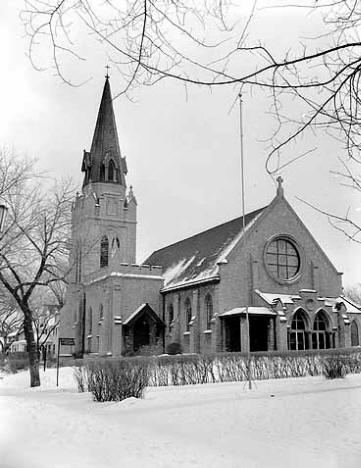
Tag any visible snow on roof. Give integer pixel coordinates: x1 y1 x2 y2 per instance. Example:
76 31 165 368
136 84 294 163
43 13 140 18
145 206 267 290
11 339 27 345
320 296 361 314
255 289 301 306
122 303 147 325
220 307 276 317
341 296 361 313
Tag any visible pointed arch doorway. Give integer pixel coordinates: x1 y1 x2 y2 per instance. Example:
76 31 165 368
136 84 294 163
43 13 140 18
133 318 150 351
122 303 165 353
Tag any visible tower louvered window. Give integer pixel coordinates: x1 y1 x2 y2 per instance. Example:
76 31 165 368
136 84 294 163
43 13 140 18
100 236 109 268
100 164 106 181
108 159 116 182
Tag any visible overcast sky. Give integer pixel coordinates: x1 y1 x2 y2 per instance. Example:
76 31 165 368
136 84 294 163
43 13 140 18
1 1 360 288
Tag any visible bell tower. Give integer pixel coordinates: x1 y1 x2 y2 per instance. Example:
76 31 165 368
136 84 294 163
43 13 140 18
61 75 162 358
70 76 137 279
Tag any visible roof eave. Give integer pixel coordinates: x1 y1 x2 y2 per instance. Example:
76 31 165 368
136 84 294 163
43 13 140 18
161 275 220 293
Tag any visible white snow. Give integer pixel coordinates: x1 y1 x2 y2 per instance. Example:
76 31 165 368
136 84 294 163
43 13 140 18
1 367 361 467
255 289 301 305
220 307 276 317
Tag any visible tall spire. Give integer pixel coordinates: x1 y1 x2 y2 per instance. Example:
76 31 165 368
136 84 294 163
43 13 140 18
81 76 127 188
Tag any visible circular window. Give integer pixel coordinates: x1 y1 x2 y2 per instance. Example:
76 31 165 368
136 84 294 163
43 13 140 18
265 237 300 281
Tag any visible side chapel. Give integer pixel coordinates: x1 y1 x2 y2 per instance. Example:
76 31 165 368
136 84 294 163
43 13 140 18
60 77 361 356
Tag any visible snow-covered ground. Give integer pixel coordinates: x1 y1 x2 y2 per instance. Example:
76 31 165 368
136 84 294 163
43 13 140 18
1 368 361 468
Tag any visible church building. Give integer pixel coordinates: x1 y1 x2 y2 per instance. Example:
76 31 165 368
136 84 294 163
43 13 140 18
60 77 361 357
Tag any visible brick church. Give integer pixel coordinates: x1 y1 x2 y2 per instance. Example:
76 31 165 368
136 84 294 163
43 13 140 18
60 77 361 356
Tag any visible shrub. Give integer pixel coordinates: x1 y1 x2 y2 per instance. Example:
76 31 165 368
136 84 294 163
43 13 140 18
74 348 361 394
136 343 163 357
86 359 149 402
73 366 88 392
122 349 135 358
7 357 29 373
1 353 30 374
166 342 183 355
322 358 347 379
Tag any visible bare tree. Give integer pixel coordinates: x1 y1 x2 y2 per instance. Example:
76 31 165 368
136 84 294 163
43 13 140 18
0 148 74 387
0 289 22 353
344 284 361 306
22 1 361 240
29 288 61 356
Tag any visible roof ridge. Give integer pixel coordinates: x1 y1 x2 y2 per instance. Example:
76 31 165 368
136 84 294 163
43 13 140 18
147 205 268 258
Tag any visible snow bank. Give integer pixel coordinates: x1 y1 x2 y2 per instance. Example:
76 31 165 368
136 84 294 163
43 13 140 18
0 366 77 391
1 368 361 467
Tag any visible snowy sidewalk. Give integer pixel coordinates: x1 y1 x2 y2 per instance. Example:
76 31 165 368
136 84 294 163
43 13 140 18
1 368 361 468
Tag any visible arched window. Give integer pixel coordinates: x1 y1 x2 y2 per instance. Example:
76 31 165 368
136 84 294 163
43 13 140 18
111 237 120 249
100 235 109 268
168 303 174 330
351 320 359 347
108 159 116 182
88 307 93 334
289 309 308 350
75 246 82 283
312 311 329 350
185 298 192 332
100 163 105 181
99 304 104 321
205 294 213 330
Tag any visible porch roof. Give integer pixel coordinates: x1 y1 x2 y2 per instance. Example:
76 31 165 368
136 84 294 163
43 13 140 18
123 303 165 327
255 289 301 306
220 307 276 317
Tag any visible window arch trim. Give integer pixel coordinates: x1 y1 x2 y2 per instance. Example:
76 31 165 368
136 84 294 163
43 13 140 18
205 294 213 330
312 309 332 350
288 308 310 350
351 320 360 347
185 298 192 332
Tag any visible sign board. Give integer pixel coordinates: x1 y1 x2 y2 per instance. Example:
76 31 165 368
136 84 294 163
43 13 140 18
57 337 75 386
59 337 75 346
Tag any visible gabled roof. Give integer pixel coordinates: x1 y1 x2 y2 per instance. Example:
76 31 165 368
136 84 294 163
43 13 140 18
144 206 267 290
123 303 165 327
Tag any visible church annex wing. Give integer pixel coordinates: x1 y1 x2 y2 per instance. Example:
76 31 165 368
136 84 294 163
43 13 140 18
144 206 267 291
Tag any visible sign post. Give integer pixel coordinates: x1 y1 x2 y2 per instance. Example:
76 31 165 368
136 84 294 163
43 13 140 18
56 337 75 387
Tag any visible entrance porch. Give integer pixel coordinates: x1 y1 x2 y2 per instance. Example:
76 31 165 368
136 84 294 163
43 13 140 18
122 303 165 354
220 307 277 352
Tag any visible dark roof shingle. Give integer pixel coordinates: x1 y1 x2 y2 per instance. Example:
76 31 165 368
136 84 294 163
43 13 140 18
144 206 267 289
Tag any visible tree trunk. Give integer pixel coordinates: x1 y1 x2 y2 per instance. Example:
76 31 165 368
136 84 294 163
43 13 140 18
22 304 40 387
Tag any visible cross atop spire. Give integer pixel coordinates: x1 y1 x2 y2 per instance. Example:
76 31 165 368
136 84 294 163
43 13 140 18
276 176 284 197
105 64 110 79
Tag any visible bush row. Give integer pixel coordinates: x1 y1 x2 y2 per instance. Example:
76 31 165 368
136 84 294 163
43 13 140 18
74 348 361 401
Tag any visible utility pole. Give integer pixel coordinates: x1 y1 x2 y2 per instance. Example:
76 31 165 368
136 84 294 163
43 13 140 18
239 91 252 391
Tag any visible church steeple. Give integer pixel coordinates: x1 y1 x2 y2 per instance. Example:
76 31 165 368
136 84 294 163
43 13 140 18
81 77 127 188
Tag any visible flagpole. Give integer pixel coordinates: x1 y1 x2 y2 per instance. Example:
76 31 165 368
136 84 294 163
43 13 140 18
239 91 252 391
